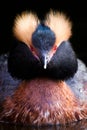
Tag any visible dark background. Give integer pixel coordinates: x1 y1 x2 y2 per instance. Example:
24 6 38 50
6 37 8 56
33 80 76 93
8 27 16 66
0 0 87 65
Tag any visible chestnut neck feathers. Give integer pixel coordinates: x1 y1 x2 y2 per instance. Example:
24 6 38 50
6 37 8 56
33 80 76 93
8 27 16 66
8 10 78 80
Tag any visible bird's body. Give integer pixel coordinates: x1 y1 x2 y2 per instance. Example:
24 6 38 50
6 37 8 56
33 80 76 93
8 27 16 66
0 78 86 126
0 10 87 126
0 54 87 126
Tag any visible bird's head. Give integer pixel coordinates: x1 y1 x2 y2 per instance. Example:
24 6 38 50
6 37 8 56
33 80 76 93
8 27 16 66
13 10 72 69
8 10 77 80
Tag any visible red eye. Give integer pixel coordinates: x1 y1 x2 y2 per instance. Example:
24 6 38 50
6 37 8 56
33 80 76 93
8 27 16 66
30 45 34 52
53 45 57 51
29 45 40 61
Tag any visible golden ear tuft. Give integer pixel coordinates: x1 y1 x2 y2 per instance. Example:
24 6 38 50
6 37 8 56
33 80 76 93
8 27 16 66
45 10 72 47
13 11 39 46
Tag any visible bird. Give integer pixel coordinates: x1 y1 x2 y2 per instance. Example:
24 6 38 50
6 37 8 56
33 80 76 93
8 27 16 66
0 10 87 126
7 10 77 80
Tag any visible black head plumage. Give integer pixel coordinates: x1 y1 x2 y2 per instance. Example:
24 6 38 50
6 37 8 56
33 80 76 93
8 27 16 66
8 10 78 80
32 24 55 51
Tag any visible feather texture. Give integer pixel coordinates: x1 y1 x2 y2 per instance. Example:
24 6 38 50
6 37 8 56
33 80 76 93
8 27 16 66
13 10 72 48
13 11 39 47
45 10 72 47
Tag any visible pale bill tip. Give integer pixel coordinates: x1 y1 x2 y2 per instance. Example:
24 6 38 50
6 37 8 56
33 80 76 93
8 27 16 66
44 63 47 69
44 55 48 69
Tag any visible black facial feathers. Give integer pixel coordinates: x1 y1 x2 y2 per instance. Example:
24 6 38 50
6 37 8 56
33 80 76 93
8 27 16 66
8 10 78 80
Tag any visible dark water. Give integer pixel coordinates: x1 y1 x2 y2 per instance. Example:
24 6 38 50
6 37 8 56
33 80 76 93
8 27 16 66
0 120 87 130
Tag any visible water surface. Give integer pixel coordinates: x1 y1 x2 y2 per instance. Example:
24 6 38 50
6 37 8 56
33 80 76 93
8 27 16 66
0 120 87 130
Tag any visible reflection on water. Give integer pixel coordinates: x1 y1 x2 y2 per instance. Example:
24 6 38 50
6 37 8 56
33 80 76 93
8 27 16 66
0 120 87 130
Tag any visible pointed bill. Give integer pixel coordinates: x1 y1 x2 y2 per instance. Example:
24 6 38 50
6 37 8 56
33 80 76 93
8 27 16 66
44 55 48 69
